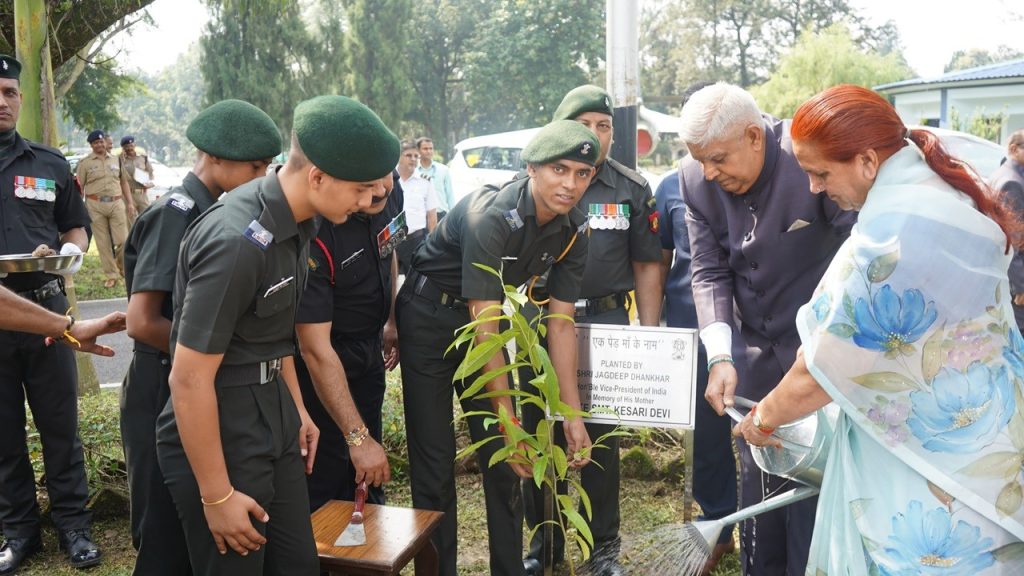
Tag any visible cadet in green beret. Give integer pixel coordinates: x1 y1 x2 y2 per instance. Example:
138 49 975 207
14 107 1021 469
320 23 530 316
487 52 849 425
122 99 281 576
155 95 399 576
522 84 663 576
396 119 599 576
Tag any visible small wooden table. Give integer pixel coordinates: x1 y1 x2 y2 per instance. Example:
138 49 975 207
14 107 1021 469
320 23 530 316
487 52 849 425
311 500 444 576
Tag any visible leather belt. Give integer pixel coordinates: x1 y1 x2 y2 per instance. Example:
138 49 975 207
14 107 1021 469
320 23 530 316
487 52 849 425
409 270 466 310
17 278 64 303
86 194 121 203
214 358 282 388
574 291 629 319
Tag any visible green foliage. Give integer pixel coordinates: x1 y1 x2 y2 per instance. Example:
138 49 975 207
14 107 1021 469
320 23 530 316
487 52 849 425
950 106 1007 143
945 46 1024 73
620 445 656 479
750 23 911 118
58 59 144 134
342 0 415 131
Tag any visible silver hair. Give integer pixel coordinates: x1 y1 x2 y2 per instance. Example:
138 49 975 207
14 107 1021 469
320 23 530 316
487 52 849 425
678 82 763 148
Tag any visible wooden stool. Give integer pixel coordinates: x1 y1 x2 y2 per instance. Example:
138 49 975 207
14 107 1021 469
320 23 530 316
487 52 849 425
311 500 444 576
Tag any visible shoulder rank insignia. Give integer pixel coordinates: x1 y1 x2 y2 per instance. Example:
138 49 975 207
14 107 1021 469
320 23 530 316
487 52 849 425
648 210 660 234
244 219 273 250
504 209 524 231
646 195 657 209
167 193 195 214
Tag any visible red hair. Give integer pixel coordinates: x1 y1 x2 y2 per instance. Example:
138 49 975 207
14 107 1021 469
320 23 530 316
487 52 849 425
791 84 1020 251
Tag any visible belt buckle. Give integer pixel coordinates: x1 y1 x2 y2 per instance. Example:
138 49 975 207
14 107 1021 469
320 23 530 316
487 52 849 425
260 358 282 384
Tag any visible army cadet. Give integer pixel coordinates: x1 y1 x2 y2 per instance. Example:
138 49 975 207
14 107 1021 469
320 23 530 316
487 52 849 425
520 85 663 576
155 95 399 576
397 120 599 576
0 54 102 573
119 135 155 224
295 169 404 511
122 99 281 576
77 129 135 288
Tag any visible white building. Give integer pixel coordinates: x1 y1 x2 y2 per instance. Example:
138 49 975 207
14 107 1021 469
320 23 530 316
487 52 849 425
875 59 1024 143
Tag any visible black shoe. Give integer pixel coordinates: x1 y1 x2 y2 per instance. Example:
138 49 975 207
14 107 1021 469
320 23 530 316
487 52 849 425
523 557 543 576
0 535 42 575
58 529 102 569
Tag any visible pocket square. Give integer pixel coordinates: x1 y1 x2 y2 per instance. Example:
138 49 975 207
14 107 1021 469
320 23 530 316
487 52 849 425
787 218 812 232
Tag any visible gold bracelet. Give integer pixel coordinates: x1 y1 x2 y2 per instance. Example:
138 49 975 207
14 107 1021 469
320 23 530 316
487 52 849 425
201 487 235 506
345 425 369 447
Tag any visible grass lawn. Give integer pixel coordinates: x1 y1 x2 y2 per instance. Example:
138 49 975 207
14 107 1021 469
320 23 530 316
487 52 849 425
67 242 128 302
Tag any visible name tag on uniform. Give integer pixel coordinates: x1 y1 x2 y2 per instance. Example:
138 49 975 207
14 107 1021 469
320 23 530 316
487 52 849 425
264 276 294 297
13 175 56 202
244 220 274 250
167 193 195 214
588 203 629 230
340 249 365 270
377 211 408 259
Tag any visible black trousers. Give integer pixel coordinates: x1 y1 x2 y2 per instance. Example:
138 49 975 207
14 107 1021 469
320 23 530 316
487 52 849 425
520 306 625 564
295 335 387 512
156 377 318 576
692 343 738 542
0 293 90 539
120 346 192 575
395 284 523 576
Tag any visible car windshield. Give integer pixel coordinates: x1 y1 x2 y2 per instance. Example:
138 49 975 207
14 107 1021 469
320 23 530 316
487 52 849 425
461 146 525 171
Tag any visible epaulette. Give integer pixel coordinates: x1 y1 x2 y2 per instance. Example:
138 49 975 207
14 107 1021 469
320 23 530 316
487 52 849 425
28 141 68 162
606 157 648 188
166 192 195 214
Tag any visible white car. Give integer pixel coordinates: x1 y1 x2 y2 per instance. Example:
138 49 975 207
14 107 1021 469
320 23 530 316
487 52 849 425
449 127 540 205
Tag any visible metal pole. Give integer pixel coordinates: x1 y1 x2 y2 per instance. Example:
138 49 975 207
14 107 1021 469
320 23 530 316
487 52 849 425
606 0 639 169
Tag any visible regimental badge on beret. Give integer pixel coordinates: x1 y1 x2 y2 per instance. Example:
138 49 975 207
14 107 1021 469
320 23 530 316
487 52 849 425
521 120 601 167
0 54 19 80
552 84 615 122
244 219 274 250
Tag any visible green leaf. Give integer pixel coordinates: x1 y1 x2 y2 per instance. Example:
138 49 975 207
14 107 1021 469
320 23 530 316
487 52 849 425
455 435 501 462
574 532 592 561
921 324 945 383
453 330 514 381
957 452 1023 480
532 455 548 488
552 445 568 478
487 442 520 468
842 293 855 320
997 482 1023 516
458 361 526 400
561 504 594 548
569 478 592 521
866 249 899 283
851 372 918 392
993 542 1024 563
471 262 502 279
827 323 856 338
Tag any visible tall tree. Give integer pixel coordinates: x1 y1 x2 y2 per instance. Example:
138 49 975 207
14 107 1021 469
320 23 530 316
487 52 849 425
58 58 144 131
342 0 414 132
945 46 1024 73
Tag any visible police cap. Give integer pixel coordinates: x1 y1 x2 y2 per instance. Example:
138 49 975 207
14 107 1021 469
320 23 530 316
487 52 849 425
120 135 135 146
552 85 614 122
292 95 399 182
87 130 106 143
0 54 20 81
521 120 601 167
186 99 282 161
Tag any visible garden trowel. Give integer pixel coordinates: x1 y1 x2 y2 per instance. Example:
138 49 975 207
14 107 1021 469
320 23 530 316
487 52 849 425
334 481 368 546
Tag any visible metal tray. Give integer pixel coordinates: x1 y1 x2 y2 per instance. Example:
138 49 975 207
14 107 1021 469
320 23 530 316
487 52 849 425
0 253 80 273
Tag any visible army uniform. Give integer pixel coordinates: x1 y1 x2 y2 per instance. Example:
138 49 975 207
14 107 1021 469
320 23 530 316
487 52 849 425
155 170 319 575
120 153 153 223
295 176 405 510
0 132 92 546
77 149 128 280
121 173 215 576
397 171 590 576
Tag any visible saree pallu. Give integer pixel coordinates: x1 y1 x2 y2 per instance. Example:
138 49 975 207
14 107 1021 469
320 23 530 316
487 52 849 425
797 144 1024 574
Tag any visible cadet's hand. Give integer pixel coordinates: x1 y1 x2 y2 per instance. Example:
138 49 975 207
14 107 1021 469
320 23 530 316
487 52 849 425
1015 293 1024 306
202 489 268 556
297 409 319 474
65 311 126 356
705 361 739 416
382 319 399 371
562 417 592 469
350 438 391 487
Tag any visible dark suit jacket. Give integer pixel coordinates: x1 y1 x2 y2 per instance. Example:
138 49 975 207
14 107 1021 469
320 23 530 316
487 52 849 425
991 159 1024 330
682 116 856 399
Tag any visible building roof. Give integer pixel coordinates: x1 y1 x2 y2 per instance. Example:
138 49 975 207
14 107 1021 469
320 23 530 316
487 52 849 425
876 58 1024 92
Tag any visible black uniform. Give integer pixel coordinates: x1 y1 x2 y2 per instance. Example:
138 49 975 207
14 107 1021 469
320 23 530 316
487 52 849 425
295 178 404 511
155 171 318 576
0 133 91 541
121 173 215 576
520 158 662 563
397 177 589 576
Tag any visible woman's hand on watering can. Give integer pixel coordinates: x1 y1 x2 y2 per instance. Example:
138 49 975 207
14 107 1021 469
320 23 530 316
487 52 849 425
734 407 783 449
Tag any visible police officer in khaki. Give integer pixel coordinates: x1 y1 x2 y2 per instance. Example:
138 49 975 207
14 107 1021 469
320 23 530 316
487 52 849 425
521 85 663 576
123 100 281 576
76 129 135 288
156 95 400 576
0 54 102 574
119 135 154 224
397 120 599 576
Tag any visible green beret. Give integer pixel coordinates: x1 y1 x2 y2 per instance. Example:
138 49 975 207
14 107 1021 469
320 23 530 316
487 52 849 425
0 54 20 80
292 95 400 182
186 99 282 161
521 120 601 167
552 85 614 122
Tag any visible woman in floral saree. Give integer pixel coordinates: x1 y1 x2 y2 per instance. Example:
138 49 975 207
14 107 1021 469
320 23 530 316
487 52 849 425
735 84 1024 574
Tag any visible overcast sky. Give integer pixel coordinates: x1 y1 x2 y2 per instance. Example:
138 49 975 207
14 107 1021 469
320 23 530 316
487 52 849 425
116 0 1024 79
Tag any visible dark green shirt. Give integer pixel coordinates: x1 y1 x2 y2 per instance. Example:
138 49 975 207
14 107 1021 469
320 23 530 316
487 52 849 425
171 171 316 365
577 157 662 298
125 172 216 322
411 176 588 303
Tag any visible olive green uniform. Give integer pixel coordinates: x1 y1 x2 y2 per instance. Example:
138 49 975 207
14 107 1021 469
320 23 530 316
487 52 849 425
76 152 127 280
155 170 318 576
396 177 589 576
120 153 153 224
521 158 662 564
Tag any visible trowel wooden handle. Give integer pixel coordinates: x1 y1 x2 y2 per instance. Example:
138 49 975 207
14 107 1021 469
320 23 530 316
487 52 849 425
352 481 368 521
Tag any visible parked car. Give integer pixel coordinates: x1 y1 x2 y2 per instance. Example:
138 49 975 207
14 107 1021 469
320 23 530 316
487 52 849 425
449 127 540 205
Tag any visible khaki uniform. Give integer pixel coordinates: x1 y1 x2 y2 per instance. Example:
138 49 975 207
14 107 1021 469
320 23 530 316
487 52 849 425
120 154 153 224
77 152 127 280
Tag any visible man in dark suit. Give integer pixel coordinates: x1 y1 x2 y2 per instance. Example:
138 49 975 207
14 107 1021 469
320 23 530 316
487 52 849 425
991 129 1024 332
679 82 856 576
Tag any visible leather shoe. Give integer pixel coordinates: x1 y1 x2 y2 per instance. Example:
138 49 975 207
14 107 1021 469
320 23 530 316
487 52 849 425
523 557 543 576
58 529 102 569
0 535 42 575
700 537 736 576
